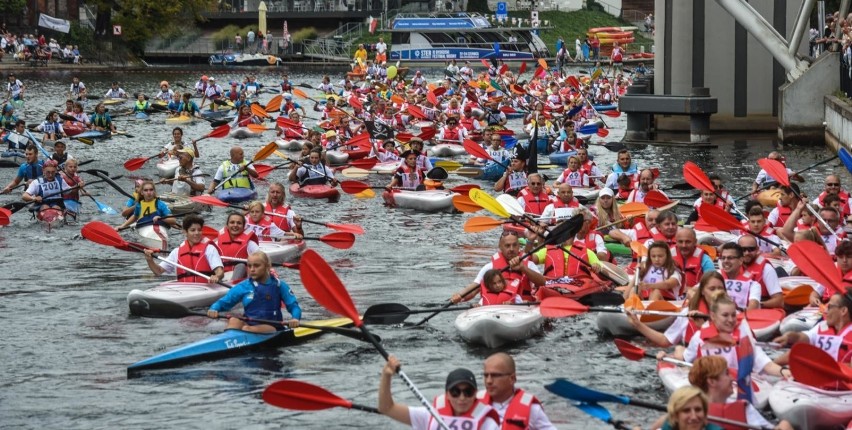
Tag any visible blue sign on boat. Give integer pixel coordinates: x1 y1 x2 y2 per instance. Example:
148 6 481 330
496 2 507 20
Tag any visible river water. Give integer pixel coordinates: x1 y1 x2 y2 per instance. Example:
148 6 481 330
0 68 839 429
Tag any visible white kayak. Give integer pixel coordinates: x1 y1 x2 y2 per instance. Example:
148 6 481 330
657 361 774 409
778 276 824 295
411 121 434 132
431 143 467 157
275 139 304 151
160 192 206 216
136 224 169 251
372 161 399 174
259 240 306 264
780 307 823 334
596 300 683 337
382 189 457 212
454 305 544 348
695 230 739 247
769 380 852 429
325 150 350 165
127 281 230 315
156 157 180 178
573 187 600 202
229 127 261 139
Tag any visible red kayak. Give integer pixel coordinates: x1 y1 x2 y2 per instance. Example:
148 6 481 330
63 121 87 137
37 207 65 232
343 148 370 160
289 183 340 203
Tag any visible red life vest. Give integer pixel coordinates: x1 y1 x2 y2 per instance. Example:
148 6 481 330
429 394 499 430
265 202 292 232
176 238 220 282
812 321 852 364
683 299 711 345
708 401 748 430
480 277 520 305
491 252 534 301
743 255 771 299
818 190 850 216
477 389 541 430
672 246 706 290
633 221 653 242
649 227 676 247
771 202 793 227
616 186 633 200
245 214 275 239
215 229 258 271
543 243 589 279
460 116 477 131
518 188 552 216
396 164 425 189
611 47 623 62
442 126 461 141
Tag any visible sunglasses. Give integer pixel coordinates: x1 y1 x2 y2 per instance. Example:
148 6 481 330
501 231 519 238
449 386 476 398
826 183 841 187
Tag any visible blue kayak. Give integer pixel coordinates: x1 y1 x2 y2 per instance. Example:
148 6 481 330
135 112 149 120
592 104 618 112
479 161 506 181
74 130 111 140
215 187 257 204
548 150 578 166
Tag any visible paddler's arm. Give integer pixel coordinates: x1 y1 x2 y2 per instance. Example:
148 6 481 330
143 248 167 276
378 355 412 425
116 213 138 230
493 169 510 192
452 282 481 304
778 200 805 242
511 256 545 286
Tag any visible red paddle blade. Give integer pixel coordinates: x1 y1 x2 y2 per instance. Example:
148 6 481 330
0 212 10 226
699 204 745 232
407 105 427 120
787 241 842 295
498 63 509 75
602 110 621 118
757 158 790 187
326 223 364 235
0 207 11 218
418 128 437 141
201 225 219 240
463 139 489 159
282 262 300 269
426 91 438 106
614 339 648 361
496 129 515 136
567 75 580 89
277 116 299 129
518 62 527 75
789 343 852 389
396 132 413 143
449 184 480 194
319 232 356 249
480 58 491 69
509 84 526 95
254 163 275 179
348 95 363 111
299 249 362 326
643 190 672 209
206 124 232 139
81 221 131 248
540 297 589 318
499 106 517 114
339 180 370 194
349 158 378 170
682 161 715 192
190 195 230 207
596 128 609 138
263 379 354 411
124 157 151 171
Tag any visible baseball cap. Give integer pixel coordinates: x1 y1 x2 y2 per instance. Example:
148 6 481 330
599 187 614 198
178 148 196 158
445 368 477 391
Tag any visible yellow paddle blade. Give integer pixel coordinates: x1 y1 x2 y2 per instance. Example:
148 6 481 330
591 68 602 80
463 216 504 233
619 202 649 218
387 66 398 80
254 141 279 161
273 150 289 160
469 189 510 218
453 194 482 213
630 241 648 258
354 189 375 198
639 300 681 323
537 58 548 70
624 294 644 311
341 167 370 178
434 160 463 171
698 245 717 261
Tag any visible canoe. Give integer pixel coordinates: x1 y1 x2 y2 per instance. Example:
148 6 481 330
604 242 632 256
75 130 111 140
215 187 257 204
127 281 231 316
326 150 350 165
259 240 306 264
780 307 823 334
102 98 126 106
126 317 354 375
454 305 544 348
200 110 230 120
62 121 86 136
372 161 399 174
160 192 207 216
137 224 169 251
431 143 467 157
769 380 852 429
657 361 773 409
382 189 456 212
596 300 683 337
229 127 260 139
37 207 65 231
548 150 577 166
275 138 303 151
156 157 180 178
165 115 195 125
289 183 340 203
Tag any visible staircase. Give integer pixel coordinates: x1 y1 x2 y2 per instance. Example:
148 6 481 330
302 21 365 62
622 0 653 30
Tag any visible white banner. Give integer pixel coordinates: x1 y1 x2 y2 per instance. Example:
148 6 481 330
38 13 71 34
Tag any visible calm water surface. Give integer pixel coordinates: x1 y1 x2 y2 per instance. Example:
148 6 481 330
0 68 839 429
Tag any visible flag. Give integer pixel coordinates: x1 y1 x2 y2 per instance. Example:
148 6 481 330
735 319 755 404
369 16 378 34
282 21 290 49
365 120 393 140
38 13 70 33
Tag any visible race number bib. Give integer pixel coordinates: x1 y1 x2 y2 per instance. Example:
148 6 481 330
725 279 749 309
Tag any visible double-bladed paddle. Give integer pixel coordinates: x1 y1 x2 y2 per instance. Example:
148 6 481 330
540 297 687 323
124 125 231 171
361 301 539 325
263 379 380 413
758 157 836 236
3 177 113 214
786 240 842 296
463 139 510 170
789 343 852 389
298 250 452 430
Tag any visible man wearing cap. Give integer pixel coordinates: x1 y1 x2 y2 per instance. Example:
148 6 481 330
460 105 482 132
207 146 258 195
379 355 499 430
478 352 556 430
202 77 224 111
6 73 25 102
493 145 528 196
387 150 426 191
168 148 205 196
280 93 305 118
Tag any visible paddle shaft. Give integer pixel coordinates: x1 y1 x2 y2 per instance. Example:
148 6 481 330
734 155 839 201
120 240 232 290
13 179 105 212
83 170 135 199
120 212 197 231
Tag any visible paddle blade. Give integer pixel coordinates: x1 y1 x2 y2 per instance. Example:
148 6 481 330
247 123 271 133
325 223 364 235
699 204 745 233
202 225 219 240
418 127 437 141
449 184 480 194
263 379 353 411
340 180 370 194
518 62 527 75
251 103 269 118
254 163 276 179
128 297 193 318
545 379 625 405
206 124 232 139
124 157 152 171
470 188 510 218
463 216 504 233
349 158 378 170
191 195 231 207
362 303 411 325
787 241 842 295
639 300 681 323
596 128 609 138
783 284 815 306
495 194 525 217
254 141 279 161
407 105 427 120
614 339 649 361
789 343 852 389
757 158 790 187
463 139 489 160
619 202 649 218
453 194 482 213
602 110 621 118
427 90 438 106
575 401 615 423
292 88 309 99
265 95 283 113
0 212 9 226
840 147 852 174
319 232 356 249
299 249 362 326
682 162 715 192
643 190 672 209
540 297 589 318
81 221 132 249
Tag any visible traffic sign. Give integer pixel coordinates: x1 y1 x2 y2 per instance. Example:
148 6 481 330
496 2 507 20
113 25 122 36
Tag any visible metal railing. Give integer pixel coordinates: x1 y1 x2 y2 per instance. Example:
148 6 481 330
79 4 97 30
302 38 351 62
842 55 852 98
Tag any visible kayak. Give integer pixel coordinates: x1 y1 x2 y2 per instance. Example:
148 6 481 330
780 307 823 334
156 157 180 178
37 206 65 231
479 162 507 181
431 143 467 157
573 187 600 202
126 281 232 316
769 380 852 429
596 300 683 337
75 130 111 140
127 317 354 375
592 104 618 112
695 230 738 247
747 308 785 341
275 139 304 152
454 305 544 348
215 187 257 204
200 110 230 120
160 192 207 216
382 189 456 212
604 242 632 256
102 98 127 106
137 224 169 251
538 279 610 301
289 183 340 203
326 150 350 165
657 361 773 409
372 161 399 174
342 148 370 160
548 150 577 166
229 127 260 139
259 240 306 264
165 115 195 125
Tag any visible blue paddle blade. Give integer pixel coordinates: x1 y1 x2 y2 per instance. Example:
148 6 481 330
579 124 599 135
503 136 518 150
94 198 119 215
545 379 629 405
64 199 80 215
574 402 613 422
567 106 583 118
839 147 852 175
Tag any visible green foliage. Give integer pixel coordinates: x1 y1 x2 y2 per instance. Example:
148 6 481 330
290 27 318 44
466 0 491 13
211 25 254 45
59 22 96 53
509 9 653 53
0 0 26 14
103 0 217 54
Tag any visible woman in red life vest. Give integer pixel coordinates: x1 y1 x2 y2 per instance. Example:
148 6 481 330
627 272 727 348
216 212 260 278
688 356 794 430
379 355 500 430
143 214 224 284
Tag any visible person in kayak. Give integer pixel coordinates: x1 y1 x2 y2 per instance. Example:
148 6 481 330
59 158 86 218
494 145 529 196
478 353 556 429
1 144 42 194
3 119 28 150
215 212 260 279
154 81 174 103
515 173 553 217
166 148 205 197
35 110 64 142
116 179 177 230
89 102 116 133
166 91 182 113
737 235 784 309
68 76 87 102
6 73 25 102
773 287 852 367
244 200 302 242
1 104 19 130
604 149 638 190
207 146 259 195
651 386 721 430
378 355 500 430
295 148 337 187
131 93 150 115
265 182 303 235
386 150 426 191
688 356 794 430
207 251 301 333
626 240 681 301
144 214 224 284
22 159 69 212
162 127 199 159
539 183 583 225
407 138 433 171
50 140 73 168
104 81 127 99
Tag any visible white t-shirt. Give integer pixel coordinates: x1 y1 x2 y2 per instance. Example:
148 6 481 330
473 261 541 284
683 321 773 372
408 407 499 430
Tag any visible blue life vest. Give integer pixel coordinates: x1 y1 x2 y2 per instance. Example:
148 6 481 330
245 277 283 321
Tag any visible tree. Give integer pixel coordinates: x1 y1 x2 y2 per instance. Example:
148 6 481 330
0 0 26 15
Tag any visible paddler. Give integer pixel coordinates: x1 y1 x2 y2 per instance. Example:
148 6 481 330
245 200 301 241
3 119 28 150
262 182 302 235
116 179 177 230
742 206 783 256
143 214 224 283
176 92 201 118
750 152 802 197
89 103 116 133
161 127 200 159
60 158 85 219
737 235 784 309
216 212 260 277
531 209 601 283
386 149 426 191
472 133 510 167
231 103 260 127
774 287 852 367
625 169 664 205
50 140 72 167
241 74 263 98
166 92 182 113
479 353 556 429
604 149 638 189
279 93 305 118
649 386 719 430
68 76 87 102
766 184 801 228
493 145 528 196
672 228 715 291
207 146 259 195
475 269 522 305
6 73 25 102
780 203 844 255
1 104 18 130
438 116 466 144
22 159 68 212
539 183 583 225
35 110 64 141
201 77 224 111
627 241 681 300
378 356 500 430
812 174 851 219
207 251 301 333
131 93 150 114
1 144 42 194
166 148 205 196
716 243 761 310
194 75 209 96
154 81 174 103
104 81 127 99
553 156 590 188
294 148 337 187
516 173 553 217
407 138 433 171
643 210 679 248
